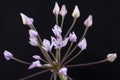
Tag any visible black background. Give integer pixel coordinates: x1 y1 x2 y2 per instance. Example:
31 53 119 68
0 0 120 80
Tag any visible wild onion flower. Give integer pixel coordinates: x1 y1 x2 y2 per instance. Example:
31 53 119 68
2 2 117 80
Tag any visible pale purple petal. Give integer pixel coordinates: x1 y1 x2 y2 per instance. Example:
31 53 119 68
29 29 38 38
20 13 33 25
52 25 62 37
32 55 41 60
107 53 117 62
69 32 77 42
28 61 41 69
51 36 58 47
53 2 60 15
59 67 67 76
29 37 39 46
60 5 67 16
62 38 69 47
42 39 52 52
78 38 87 50
3 50 13 60
84 15 93 27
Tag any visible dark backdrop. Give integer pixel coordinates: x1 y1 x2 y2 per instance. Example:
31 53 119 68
0 0 120 80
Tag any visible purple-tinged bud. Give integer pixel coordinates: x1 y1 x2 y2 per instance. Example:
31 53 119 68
28 61 41 69
3 50 13 60
72 5 80 18
84 15 93 27
29 37 39 46
60 5 67 16
20 13 33 25
78 38 87 50
29 29 38 38
42 39 53 52
32 55 41 60
69 32 77 42
53 2 60 15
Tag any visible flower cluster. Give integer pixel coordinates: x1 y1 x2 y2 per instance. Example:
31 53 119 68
3 2 117 80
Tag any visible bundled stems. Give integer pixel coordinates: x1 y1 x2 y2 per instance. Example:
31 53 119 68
63 50 83 66
62 27 89 64
61 42 73 65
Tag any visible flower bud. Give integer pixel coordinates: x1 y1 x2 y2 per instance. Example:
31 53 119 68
84 15 93 27
53 2 60 15
78 38 87 50
32 55 41 60
72 5 80 18
69 31 77 42
20 13 33 25
59 67 67 76
29 29 38 38
3 50 13 60
60 5 67 16
28 61 41 69
29 37 39 46
107 53 117 62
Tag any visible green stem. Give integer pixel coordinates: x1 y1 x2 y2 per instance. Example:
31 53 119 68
64 18 77 38
66 59 108 68
61 42 73 65
61 16 65 29
50 51 56 61
55 15 59 25
12 57 31 65
63 50 82 65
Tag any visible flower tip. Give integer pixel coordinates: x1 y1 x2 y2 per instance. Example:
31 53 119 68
72 5 80 18
107 53 117 62
78 38 87 50
60 5 67 16
84 15 93 27
28 61 41 69
53 2 60 15
3 50 13 60
20 13 33 25
32 55 41 60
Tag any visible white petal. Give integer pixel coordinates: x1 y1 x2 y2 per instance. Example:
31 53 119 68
72 5 80 18
59 67 67 76
107 53 117 62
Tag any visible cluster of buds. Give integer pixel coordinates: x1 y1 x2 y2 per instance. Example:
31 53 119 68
3 2 117 80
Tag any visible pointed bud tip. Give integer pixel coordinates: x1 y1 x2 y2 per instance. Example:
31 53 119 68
72 5 80 18
107 53 117 62
84 15 93 27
